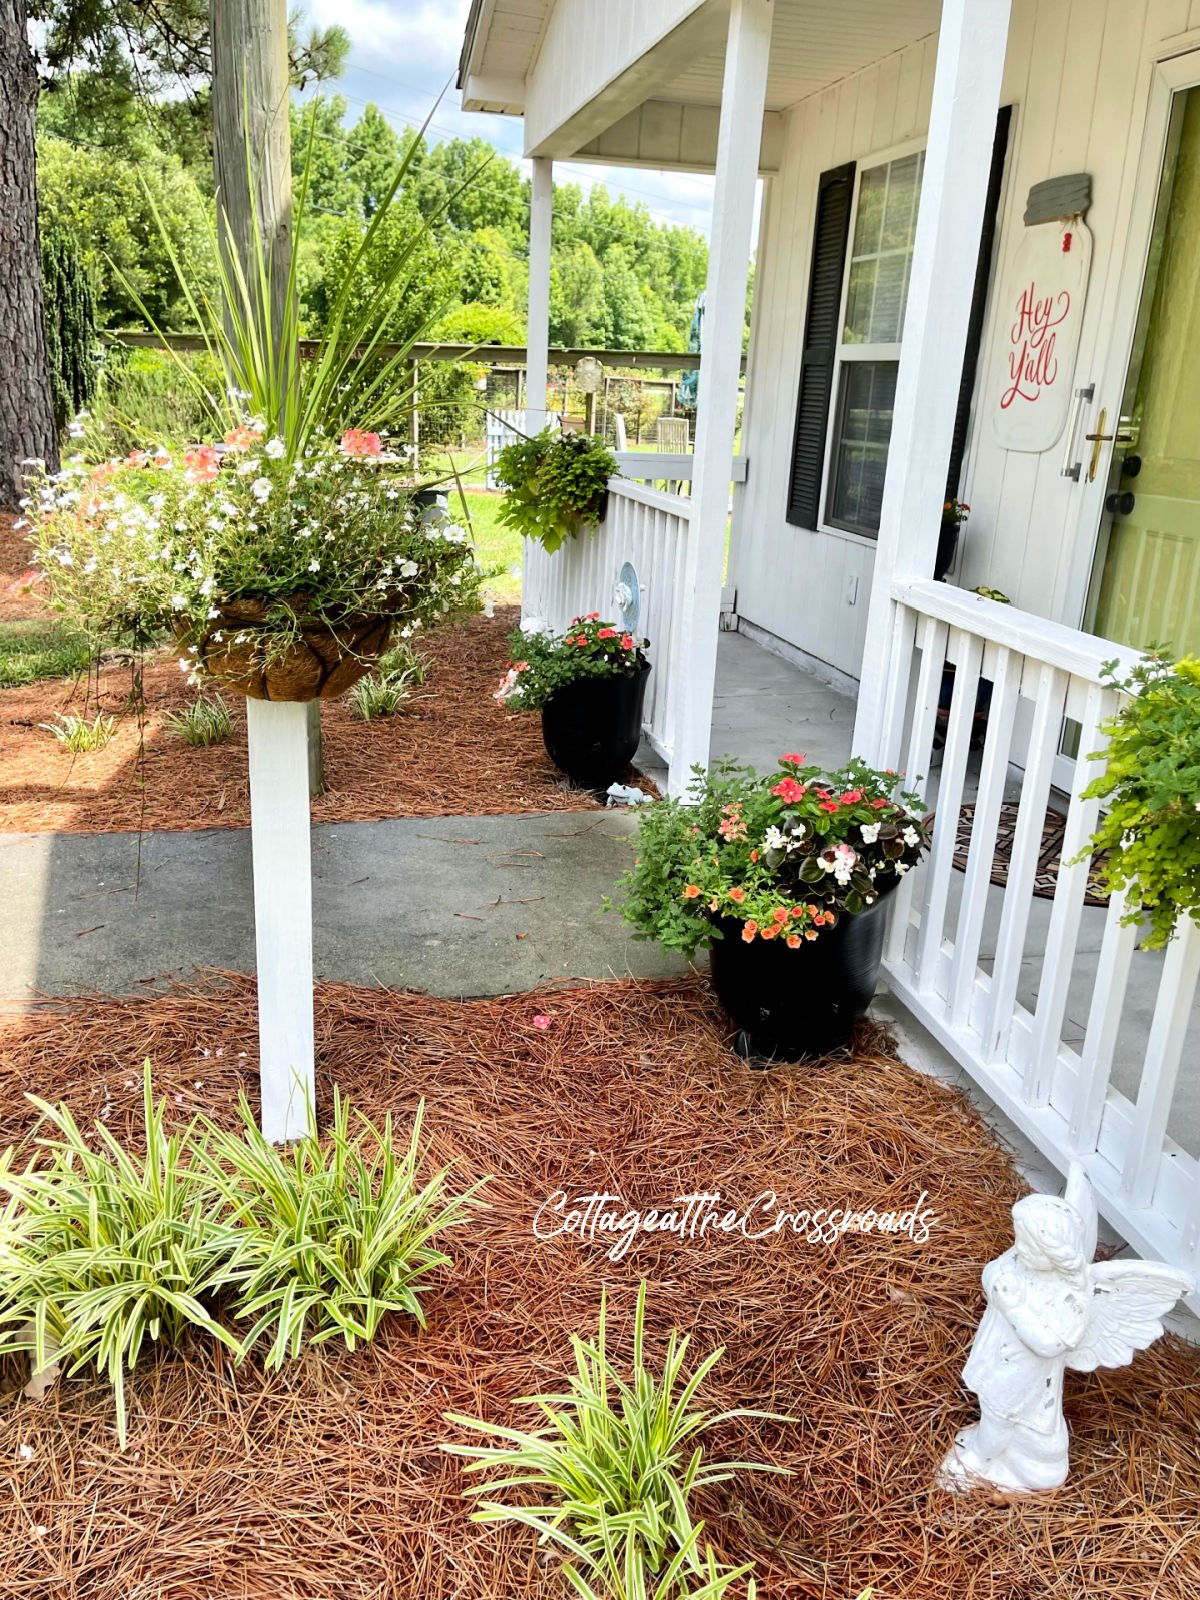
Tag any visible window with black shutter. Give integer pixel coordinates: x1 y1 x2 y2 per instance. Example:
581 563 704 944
785 161 855 528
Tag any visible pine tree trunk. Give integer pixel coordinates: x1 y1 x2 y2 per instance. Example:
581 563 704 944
0 0 58 511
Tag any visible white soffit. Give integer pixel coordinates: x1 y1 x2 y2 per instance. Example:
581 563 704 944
663 0 941 112
460 0 551 113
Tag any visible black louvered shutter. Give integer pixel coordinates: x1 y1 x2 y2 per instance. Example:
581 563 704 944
946 105 1013 499
786 161 855 528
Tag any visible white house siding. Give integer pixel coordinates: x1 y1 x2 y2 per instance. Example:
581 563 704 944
523 0 705 155
735 0 1200 681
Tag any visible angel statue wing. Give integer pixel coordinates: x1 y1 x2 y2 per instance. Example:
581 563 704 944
1064 1161 1098 1264
1067 1259 1195 1373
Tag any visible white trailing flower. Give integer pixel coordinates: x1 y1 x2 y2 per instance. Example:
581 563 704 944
264 437 286 459
395 559 419 578
251 478 272 502
171 594 188 611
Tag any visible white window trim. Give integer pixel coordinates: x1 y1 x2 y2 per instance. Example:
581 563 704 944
816 135 928 545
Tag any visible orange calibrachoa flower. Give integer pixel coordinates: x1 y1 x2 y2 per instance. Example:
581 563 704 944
728 886 747 903
682 884 701 899
741 920 759 942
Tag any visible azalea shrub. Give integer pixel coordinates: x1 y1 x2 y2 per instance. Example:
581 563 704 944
27 427 482 666
1080 652 1200 948
615 755 931 959
494 614 648 712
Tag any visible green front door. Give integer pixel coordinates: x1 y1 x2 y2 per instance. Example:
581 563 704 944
1090 87 1200 656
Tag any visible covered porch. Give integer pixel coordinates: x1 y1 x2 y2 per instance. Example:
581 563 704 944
463 0 1200 1296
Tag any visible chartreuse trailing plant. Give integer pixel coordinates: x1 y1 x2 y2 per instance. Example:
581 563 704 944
444 1281 786 1600
612 756 930 961
196 1092 483 1368
495 614 648 712
1078 652 1200 948
494 429 618 554
0 1065 239 1448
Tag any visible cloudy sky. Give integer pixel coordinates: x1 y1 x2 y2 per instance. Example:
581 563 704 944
296 0 716 234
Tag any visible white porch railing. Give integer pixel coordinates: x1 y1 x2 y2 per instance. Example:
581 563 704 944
881 579 1199 1293
522 476 693 765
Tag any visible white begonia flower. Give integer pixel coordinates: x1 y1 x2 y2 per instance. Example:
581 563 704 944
860 822 882 844
251 477 272 502
895 862 911 875
264 437 285 458
764 825 787 852
901 825 920 848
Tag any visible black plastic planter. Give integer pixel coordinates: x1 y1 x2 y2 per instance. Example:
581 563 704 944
707 891 894 1062
541 663 650 789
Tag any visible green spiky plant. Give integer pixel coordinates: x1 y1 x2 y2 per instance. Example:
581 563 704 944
445 1281 787 1600
163 695 234 747
122 99 485 460
0 1065 240 1447
197 1094 483 1368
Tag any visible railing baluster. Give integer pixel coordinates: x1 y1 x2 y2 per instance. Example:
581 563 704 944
916 627 983 993
984 661 1066 1066
1119 918 1200 1210
1068 885 1137 1157
1025 680 1112 1106
949 644 1021 1027
885 613 948 970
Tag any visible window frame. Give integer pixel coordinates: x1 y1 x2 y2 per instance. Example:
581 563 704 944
817 135 928 546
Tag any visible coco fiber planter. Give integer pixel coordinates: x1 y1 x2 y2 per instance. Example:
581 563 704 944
190 597 397 701
540 662 650 788
707 889 894 1061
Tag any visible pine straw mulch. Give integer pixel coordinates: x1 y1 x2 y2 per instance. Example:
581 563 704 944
1 974 1197 1600
0 607 655 835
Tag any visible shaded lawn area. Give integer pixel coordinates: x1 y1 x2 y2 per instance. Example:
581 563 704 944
1 975 1198 1599
0 620 92 689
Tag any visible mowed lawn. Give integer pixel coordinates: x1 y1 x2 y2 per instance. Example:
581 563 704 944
455 488 522 604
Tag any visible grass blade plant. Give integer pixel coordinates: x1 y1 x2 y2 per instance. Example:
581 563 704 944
39 710 117 752
199 1093 482 1368
445 1281 787 1599
163 694 233 747
0 1064 240 1446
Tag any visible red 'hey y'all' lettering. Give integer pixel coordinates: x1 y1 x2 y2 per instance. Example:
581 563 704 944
999 283 1070 409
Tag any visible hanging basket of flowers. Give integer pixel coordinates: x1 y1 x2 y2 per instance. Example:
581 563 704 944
613 755 931 1060
30 428 480 704
495 614 650 788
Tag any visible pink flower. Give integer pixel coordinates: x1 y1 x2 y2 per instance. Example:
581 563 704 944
771 777 806 804
184 446 220 485
341 428 382 457
224 425 263 451
780 752 806 765
532 1014 553 1030
621 634 634 650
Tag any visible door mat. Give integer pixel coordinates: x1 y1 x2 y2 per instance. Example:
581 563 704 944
946 800 1112 906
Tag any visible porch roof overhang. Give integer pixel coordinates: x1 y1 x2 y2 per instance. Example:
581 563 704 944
459 0 941 172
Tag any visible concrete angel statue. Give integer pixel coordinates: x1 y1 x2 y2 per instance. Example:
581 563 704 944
939 1161 1194 1495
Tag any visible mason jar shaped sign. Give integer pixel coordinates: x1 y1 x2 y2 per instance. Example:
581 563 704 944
991 218 1092 453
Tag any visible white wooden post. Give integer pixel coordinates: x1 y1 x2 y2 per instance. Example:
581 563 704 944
670 0 773 796
526 157 553 432
246 698 315 1142
853 0 1013 762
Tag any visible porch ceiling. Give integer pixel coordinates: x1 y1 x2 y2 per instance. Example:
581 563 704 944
669 0 942 113
459 0 552 114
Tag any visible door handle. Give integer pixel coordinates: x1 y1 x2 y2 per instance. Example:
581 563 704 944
1105 490 1136 516
1084 407 1112 483
1061 384 1094 480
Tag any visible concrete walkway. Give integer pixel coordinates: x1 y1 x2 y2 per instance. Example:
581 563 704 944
2 812 684 1005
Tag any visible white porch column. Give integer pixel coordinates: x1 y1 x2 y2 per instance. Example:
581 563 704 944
246 698 315 1143
670 0 773 797
525 156 553 431
853 0 1013 762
